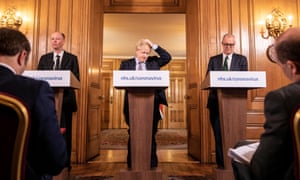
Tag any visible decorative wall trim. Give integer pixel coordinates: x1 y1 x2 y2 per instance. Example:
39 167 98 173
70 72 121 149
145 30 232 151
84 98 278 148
104 0 186 13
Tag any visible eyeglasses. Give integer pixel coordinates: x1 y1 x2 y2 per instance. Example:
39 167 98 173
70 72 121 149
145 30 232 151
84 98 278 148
222 43 235 47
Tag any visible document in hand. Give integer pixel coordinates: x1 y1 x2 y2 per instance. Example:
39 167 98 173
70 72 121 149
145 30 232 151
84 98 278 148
227 142 259 165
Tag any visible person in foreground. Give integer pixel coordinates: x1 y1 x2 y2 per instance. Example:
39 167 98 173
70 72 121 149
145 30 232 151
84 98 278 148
205 33 248 168
0 28 67 179
119 38 171 168
37 32 80 171
231 27 300 180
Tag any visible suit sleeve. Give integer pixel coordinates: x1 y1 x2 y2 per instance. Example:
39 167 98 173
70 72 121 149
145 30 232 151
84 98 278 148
240 55 248 71
250 91 293 180
37 55 53 70
71 55 80 81
206 57 214 76
154 46 172 67
29 82 67 175
119 60 127 70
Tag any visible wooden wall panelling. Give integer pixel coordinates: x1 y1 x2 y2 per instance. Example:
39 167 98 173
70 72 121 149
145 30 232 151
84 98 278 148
244 0 299 141
100 60 113 129
0 0 36 67
161 60 187 129
74 0 104 162
86 86 101 159
103 0 186 13
252 0 295 92
167 75 187 128
232 0 266 140
186 0 203 161
100 72 113 129
84 0 104 161
217 0 232 34
110 59 127 129
101 59 127 129
38 0 60 55
246 110 265 140
199 0 219 163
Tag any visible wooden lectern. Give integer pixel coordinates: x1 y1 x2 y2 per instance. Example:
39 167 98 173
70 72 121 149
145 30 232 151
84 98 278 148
202 71 266 180
113 70 169 180
23 70 80 124
23 70 80 180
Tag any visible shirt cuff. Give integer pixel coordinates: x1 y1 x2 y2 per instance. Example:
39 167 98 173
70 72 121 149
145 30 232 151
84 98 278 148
152 44 158 50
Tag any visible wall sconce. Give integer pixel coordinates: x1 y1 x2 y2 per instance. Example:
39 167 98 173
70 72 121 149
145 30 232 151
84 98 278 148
0 7 23 30
260 8 292 39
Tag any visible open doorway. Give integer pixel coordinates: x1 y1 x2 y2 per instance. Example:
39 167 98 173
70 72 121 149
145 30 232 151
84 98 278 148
103 13 186 58
100 13 187 130
94 13 188 160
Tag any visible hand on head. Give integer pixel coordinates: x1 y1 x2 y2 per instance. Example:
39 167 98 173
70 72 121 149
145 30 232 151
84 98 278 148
143 39 154 48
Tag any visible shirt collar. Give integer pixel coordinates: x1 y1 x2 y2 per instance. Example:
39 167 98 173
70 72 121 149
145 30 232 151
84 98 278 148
0 63 16 74
54 51 64 58
223 53 233 59
135 57 145 64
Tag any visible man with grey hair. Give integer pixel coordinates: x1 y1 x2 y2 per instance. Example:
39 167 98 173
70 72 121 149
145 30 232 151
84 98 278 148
205 33 248 168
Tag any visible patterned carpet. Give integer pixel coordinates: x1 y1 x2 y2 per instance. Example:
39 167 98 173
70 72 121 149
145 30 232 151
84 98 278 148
100 129 187 149
73 176 212 180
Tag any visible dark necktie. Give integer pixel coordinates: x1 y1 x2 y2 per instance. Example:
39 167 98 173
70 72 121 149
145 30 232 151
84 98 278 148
55 55 60 70
223 56 228 71
137 62 143 70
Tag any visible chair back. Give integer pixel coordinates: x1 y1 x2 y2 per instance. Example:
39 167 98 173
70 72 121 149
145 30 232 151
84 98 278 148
293 107 300 180
0 92 30 180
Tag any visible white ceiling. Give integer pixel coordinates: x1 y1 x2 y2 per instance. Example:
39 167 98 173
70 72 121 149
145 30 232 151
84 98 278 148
103 14 186 59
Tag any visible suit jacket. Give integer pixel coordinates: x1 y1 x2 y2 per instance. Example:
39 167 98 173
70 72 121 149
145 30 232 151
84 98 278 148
206 53 248 109
37 51 80 112
119 46 171 125
249 81 300 180
0 66 67 180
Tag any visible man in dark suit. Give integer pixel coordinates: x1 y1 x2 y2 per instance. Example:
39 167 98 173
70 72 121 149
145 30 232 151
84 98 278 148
119 39 171 168
232 27 300 180
205 33 248 168
0 28 67 179
37 32 80 171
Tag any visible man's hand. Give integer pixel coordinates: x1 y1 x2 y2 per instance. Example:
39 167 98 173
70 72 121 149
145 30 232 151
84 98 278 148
144 39 153 48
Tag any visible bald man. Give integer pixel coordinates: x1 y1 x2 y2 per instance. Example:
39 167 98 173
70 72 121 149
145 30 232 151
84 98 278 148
37 32 80 171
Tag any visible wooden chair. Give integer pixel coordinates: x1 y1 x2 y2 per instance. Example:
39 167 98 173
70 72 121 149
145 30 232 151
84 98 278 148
293 107 300 180
0 92 30 180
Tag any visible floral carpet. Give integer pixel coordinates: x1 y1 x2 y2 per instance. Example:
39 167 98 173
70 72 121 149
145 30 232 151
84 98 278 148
74 176 212 180
100 129 187 149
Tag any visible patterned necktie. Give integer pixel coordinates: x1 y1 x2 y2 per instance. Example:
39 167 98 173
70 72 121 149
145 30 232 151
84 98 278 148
55 55 60 70
223 56 228 71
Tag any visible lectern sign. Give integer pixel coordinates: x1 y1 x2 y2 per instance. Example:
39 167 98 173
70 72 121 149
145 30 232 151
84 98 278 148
113 70 169 87
23 70 80 88
202 71 266 89
201 71 266 180
22 70 80 129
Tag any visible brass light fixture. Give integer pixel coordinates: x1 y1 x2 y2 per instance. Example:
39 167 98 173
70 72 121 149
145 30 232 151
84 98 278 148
260 8 292 40
0 7 23 30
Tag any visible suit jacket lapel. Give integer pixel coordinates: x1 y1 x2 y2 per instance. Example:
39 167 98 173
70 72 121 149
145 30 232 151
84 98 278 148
230 54 238 70
60 52 72 70
217 54 223 69
47 54 54 68
129 59 136 70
